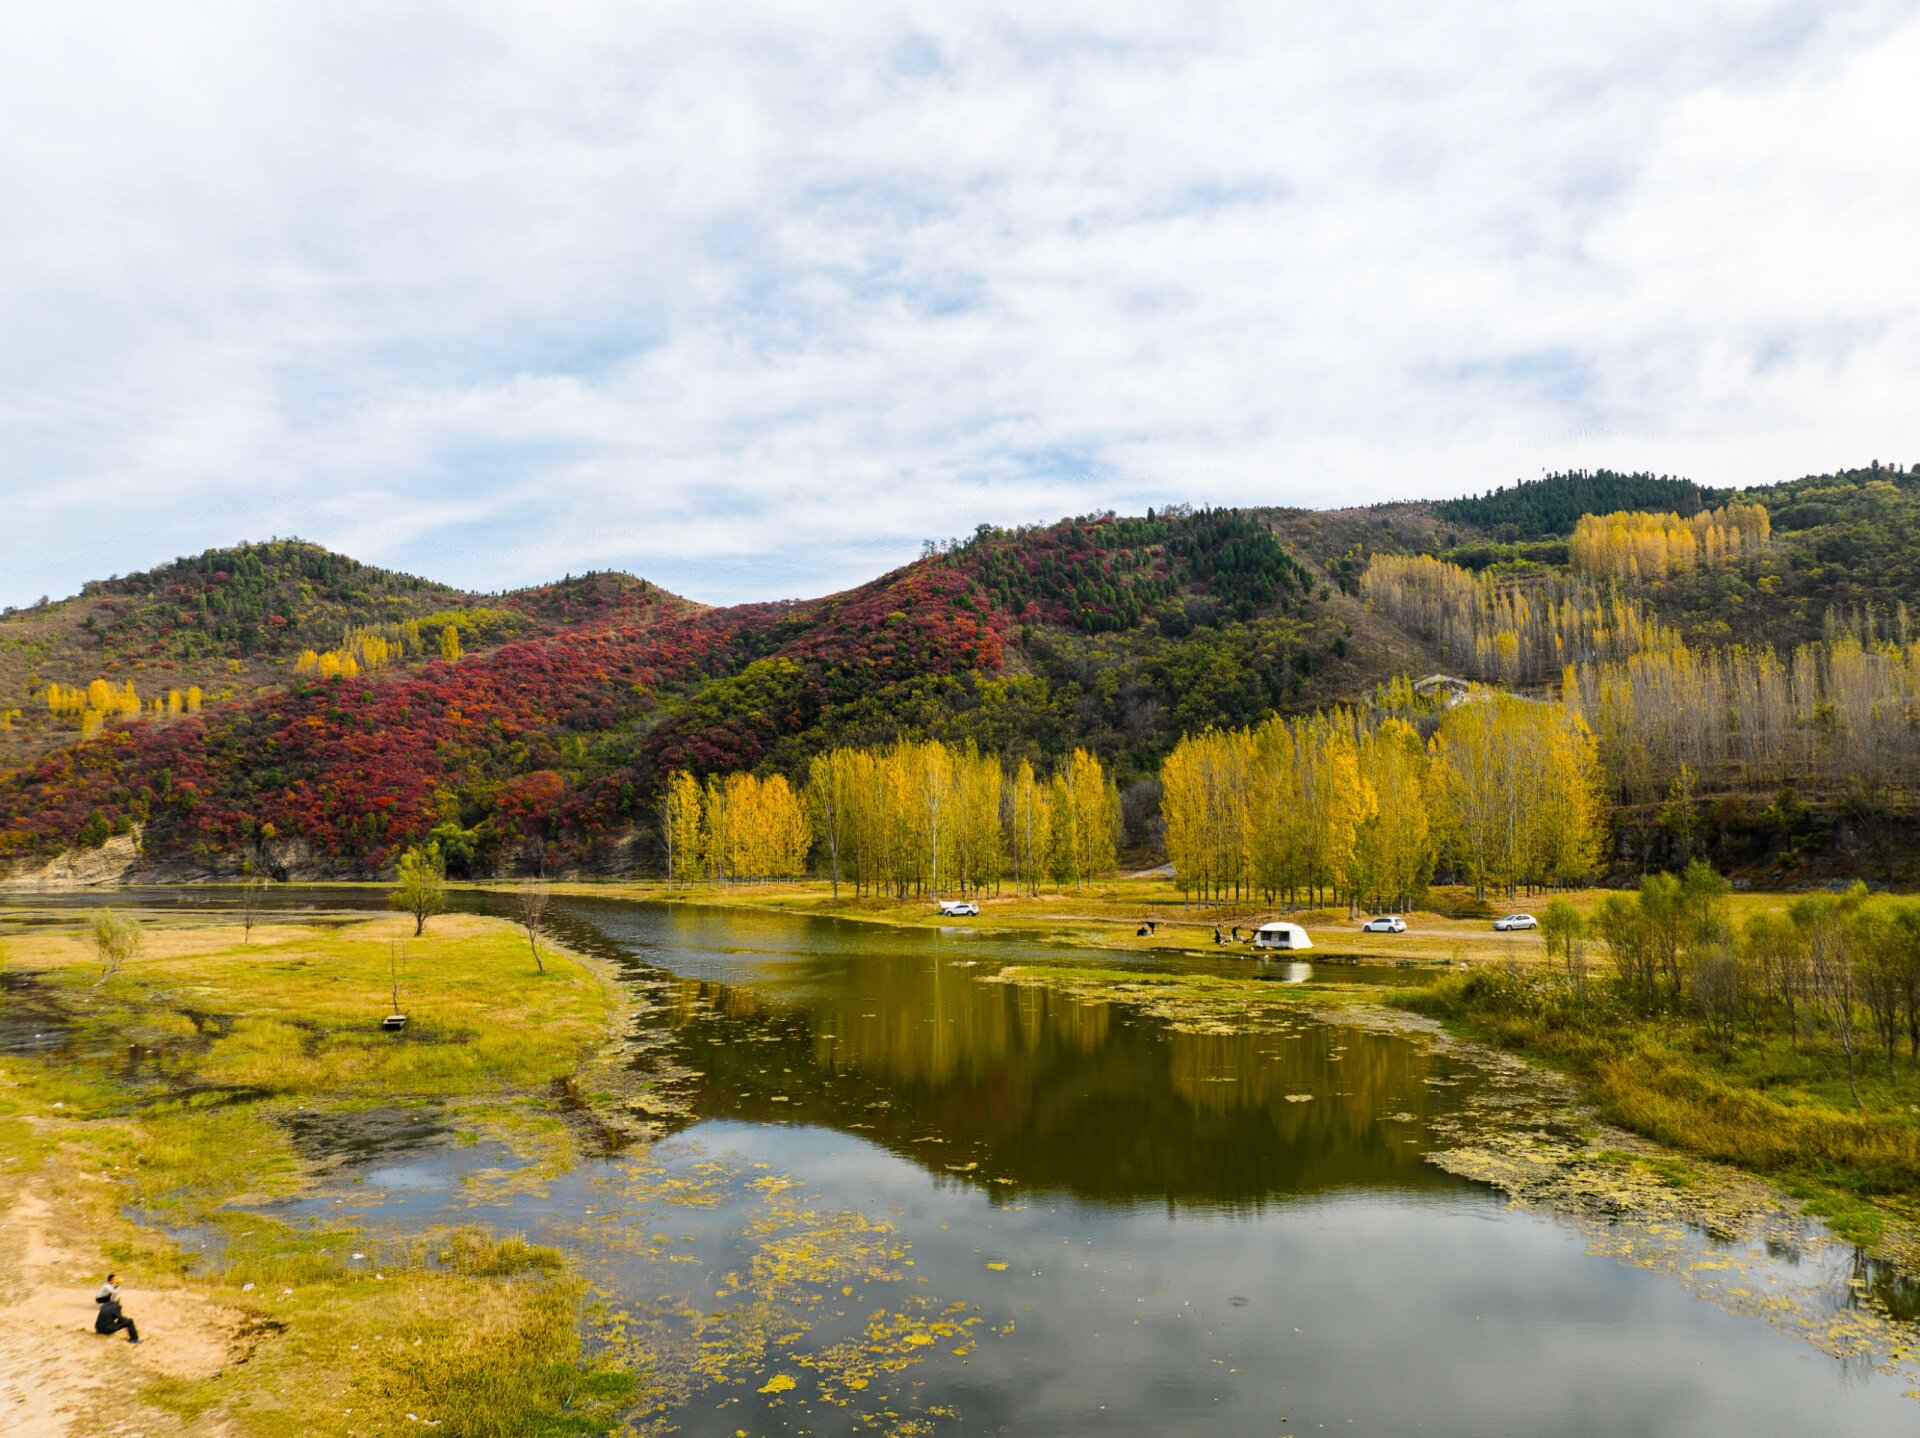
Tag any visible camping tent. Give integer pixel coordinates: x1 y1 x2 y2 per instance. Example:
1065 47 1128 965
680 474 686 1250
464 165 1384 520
1251 921 1313 951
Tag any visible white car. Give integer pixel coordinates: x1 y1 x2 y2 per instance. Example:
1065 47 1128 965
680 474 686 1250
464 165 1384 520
1360 915 1407 933
937 900 980 917
1493 913 1538 932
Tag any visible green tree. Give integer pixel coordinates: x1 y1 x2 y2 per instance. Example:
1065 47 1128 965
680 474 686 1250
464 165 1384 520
1658 762 1702 867
87 910 143 986
1540 898 1586 986
390 842 447 936
1791 884 1869 1109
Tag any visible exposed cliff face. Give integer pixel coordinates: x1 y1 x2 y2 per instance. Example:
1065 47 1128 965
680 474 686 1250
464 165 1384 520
2 831 147 887
0 826 362 886
0 826 649 887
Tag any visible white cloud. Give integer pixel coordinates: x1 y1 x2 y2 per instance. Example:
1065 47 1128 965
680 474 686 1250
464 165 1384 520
2 0 1918 607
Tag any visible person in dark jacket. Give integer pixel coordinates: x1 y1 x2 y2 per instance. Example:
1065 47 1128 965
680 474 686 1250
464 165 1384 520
94 1282 139 1344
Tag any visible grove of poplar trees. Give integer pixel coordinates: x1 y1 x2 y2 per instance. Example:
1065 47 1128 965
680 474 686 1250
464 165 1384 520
295 619 455 681
1161 691 1605 907
1361 510 1920 812
660 740 1120 896
659 770 811 884
1567 502 1771 583
1565 632 1920 804
1361 553 1678 687
46 678 203 738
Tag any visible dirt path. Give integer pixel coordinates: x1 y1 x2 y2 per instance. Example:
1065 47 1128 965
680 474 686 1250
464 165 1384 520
0 1187 238 1437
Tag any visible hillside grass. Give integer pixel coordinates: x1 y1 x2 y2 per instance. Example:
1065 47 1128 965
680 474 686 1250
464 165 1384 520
0 912 640 1437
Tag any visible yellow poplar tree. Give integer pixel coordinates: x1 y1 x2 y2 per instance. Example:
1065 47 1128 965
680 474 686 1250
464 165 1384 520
1008 758 1054 896
660 770 704 885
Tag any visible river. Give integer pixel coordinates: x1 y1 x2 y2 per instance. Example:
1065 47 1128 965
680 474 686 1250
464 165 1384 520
6 887 1919 1436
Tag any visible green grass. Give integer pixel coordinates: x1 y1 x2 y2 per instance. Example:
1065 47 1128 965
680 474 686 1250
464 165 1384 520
1398 968 1920 1245
0 912 640 1438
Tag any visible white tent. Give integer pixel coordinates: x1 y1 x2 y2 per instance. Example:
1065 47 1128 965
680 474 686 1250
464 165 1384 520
1251 921 1313 952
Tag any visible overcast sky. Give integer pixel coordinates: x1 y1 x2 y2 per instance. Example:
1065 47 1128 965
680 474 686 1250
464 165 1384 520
4 2 1918 608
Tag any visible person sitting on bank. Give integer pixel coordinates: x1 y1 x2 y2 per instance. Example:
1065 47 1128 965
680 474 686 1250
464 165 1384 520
93 1278 139 1344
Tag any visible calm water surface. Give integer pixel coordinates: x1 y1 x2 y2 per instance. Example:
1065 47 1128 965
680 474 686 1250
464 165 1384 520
8 888 1919 1436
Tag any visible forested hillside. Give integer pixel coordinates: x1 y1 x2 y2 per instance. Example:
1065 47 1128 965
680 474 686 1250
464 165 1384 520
1435 470 1711 539
0 540 501 771
6 465 1920 884
0 509 1369 878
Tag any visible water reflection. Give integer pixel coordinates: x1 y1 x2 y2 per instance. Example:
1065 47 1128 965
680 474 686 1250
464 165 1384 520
0 970 72 1056
656 956 1469 1208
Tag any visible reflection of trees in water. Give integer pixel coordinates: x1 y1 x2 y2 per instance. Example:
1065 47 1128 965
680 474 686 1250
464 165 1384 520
808 961 1115 1086
1166 1025 1411 1123
660 956 1472 1209
1848 1247 1920 1323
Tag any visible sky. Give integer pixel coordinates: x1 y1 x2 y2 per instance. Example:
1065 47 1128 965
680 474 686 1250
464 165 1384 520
3 1 1918 609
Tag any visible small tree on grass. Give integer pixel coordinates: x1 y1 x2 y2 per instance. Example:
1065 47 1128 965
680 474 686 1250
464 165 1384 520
1794 885 1868 1110
390 842 446 937
517 879 551 974
1540 897 1588 1000
88 910 143 987
237 868 271 943
1595 892 1655 1006
1690 941 1745 1053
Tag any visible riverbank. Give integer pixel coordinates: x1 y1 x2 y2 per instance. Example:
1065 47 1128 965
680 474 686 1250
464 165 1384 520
1399 967 1920 1259
0 911 643 1438
533 874 1584 967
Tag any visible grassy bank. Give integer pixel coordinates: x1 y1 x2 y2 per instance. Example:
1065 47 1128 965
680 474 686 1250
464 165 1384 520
538 873 1599 966
0 911 641 1437
1397 966 1920 1250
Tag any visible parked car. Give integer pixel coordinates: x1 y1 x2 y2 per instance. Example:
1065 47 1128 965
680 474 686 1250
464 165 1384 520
1360 915 1407 933
938 900 980 917
1493 913 1538 931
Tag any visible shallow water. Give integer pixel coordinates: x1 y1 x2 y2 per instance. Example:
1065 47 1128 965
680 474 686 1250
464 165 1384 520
0 969 72 1056
7 888 1920 1435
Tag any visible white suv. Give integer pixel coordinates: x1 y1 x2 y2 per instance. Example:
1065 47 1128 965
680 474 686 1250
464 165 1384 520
1360 915 1407 933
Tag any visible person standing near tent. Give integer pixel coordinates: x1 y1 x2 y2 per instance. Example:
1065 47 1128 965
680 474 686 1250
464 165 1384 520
93 1276 139 1344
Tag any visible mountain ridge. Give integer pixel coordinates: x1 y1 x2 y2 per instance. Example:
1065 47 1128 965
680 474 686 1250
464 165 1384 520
6 463 1920 882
